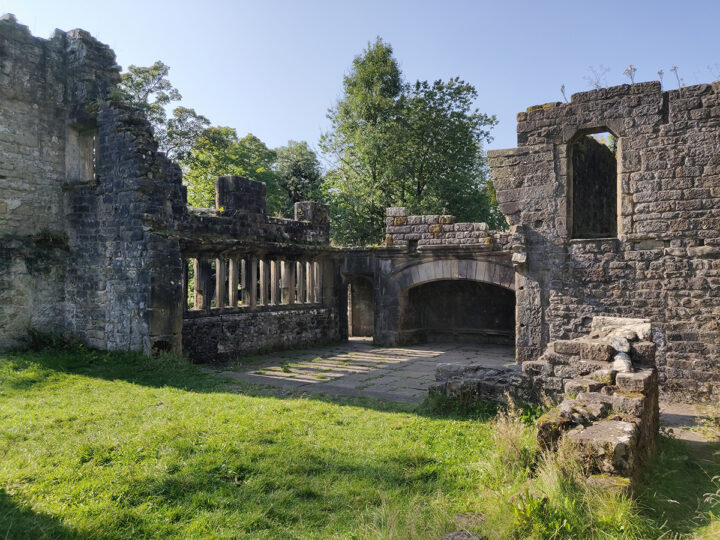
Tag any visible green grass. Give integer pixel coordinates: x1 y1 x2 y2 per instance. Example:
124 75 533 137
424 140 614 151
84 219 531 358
1 347 719 539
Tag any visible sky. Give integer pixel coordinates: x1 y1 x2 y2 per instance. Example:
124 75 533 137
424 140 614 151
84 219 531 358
3 0 720 157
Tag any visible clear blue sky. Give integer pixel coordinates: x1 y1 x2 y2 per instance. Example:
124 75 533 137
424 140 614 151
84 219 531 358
3 0 719 156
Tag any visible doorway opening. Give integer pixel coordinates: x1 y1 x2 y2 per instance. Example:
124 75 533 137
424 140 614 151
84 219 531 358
347 276 374 337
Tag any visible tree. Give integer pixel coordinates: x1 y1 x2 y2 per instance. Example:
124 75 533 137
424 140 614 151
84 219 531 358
274 141 323 214
182 127 284 213
118 61 209 161
321 38 498 245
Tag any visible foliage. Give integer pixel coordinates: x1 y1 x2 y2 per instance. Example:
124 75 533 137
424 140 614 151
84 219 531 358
118 61 209 162
321 38 499 245
274 141 324 215
182 127 285 214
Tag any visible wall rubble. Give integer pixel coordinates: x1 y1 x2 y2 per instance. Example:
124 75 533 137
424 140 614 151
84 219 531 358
431 316 659 488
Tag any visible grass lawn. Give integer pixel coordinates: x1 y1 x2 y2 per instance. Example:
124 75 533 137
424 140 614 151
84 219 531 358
1 346 719 539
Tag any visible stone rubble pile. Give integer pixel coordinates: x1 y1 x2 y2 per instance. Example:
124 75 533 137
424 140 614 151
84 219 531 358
431 316 659 487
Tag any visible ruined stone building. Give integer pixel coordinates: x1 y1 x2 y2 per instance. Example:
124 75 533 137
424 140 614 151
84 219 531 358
1 16 718 400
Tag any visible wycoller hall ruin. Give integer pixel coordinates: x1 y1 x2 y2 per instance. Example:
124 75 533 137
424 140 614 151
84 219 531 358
2 15 719 481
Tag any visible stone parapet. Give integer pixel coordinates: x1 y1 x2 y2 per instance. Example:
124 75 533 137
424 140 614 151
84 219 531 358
384 207 510 250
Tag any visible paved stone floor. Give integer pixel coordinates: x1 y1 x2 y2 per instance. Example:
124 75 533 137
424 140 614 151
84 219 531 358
210 338 516 402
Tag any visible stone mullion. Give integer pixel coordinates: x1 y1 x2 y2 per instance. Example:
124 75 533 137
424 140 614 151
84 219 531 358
228 257 239 307
270 259 280 305
296 261 306 303
194 259 212 310
215 258 227 308
244 255 257 308
259 259 270 305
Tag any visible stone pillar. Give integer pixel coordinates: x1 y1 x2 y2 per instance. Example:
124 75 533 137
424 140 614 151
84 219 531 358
306 261 314 303
313 262 323 304
281 260 296 304
296 261 306 303
215 258 227 308
240 259 246 305
259 259 270 305
270 259 280 305
347 280 353 336
228 257 239 307
194 259 212 310
182 259 189 310
244 256 257 308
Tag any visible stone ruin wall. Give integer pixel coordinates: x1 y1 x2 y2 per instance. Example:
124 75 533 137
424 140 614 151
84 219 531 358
0 16 340 357
488 81 720 399
180 176 340 361
0 14 183 353
2 15 718 399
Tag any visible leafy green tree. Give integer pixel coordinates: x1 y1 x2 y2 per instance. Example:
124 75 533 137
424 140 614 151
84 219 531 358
274 141 324 214
321 38 405 245
321 38 499 245
118 61 209 162
182 127 284 213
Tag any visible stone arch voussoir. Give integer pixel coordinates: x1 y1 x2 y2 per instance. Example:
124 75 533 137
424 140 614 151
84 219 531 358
389 258 515 294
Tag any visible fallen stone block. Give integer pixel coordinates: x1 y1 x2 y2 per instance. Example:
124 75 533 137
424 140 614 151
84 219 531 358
565 378 606 395
537 408 573 450
522 360 552 377
553 364 580 379
436 363 465 381
576 360 616 376
590 368 616 385
552 340 582 355
428 381 446 396
630 341 656 366
576 391 614 409
558 397 609 424
580 341 615 362
612 392 646 417
566 420 638 476
616 369 656 394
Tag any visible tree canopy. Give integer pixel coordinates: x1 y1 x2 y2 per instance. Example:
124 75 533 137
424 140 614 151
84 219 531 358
274 141 324 215
118 61 209 162
182 127 285 213
321 38 501 245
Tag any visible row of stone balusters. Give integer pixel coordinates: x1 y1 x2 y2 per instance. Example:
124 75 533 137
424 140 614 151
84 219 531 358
188 257 321 310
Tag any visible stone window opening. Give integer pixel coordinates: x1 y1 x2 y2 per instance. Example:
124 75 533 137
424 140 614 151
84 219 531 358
184 256 321 311
65 122 98 185
568 130 618 239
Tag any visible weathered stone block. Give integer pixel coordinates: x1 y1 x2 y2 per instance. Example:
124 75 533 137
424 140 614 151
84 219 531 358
522 360 552 376
565 378 606 395
616 369 655 394
580 341 615 363
567 421 639 477
552 340 582 355
537 409 573 450
630 341 656 366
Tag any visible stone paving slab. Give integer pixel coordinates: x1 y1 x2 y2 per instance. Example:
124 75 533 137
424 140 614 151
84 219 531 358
208 338 515 403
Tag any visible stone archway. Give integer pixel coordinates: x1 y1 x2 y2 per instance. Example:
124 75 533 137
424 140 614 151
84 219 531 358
387 258 515 293
374 257 516 346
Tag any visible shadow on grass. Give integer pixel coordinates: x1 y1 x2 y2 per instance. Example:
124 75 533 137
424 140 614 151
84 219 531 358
0 490 83 539
0 346 501 421
636 435 720 534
